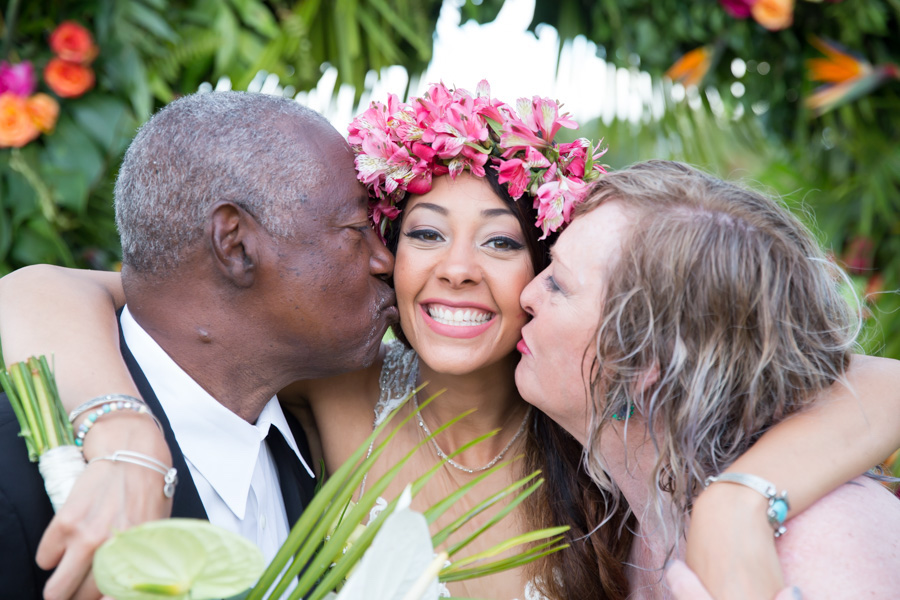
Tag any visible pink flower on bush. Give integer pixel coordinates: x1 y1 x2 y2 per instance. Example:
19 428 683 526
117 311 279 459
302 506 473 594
0 61 37 97
719 0 756 18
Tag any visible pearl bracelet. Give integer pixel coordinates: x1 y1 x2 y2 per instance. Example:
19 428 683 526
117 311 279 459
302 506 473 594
71 396 162 448
704 472 791 537
88 450 178 498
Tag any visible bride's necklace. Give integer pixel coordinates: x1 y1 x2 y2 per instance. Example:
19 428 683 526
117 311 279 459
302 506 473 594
413 391 531 474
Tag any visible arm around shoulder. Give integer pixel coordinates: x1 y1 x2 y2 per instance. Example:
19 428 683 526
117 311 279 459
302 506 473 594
0 264 134 410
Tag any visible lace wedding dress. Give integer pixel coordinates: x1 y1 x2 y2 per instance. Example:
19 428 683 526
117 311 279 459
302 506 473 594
369 341 548 600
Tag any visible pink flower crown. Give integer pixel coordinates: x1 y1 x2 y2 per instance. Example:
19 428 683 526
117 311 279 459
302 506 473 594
348 80 608 241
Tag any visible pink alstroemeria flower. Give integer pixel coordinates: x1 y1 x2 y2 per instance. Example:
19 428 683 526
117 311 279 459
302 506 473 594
0 61 37 97
369 197 403 241
500 119 549 157
533 174 589 239
558 138 608 179
392 107 425 144
516 96 578 142
355 130 416 194
472 79 507 124
496 146 551 199
347 94 401 146
425 100 490 178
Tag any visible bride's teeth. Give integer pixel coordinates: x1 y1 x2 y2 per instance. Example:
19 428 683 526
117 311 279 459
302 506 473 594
427 305 492 326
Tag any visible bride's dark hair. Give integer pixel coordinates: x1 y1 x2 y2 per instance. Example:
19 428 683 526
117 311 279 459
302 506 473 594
384 171 632 599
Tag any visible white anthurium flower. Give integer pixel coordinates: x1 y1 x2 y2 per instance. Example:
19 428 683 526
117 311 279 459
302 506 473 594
334 485 444 600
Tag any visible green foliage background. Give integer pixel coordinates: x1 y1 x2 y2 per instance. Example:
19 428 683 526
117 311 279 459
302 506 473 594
1 0 898 360
483 0 900 358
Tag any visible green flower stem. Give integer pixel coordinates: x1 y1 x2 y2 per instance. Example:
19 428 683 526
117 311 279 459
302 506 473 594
9 149 59 225
38 356 74 445
9 361 46 457
1 0 22 58
0 355 74 461
0 365 38 460
30 359 61 449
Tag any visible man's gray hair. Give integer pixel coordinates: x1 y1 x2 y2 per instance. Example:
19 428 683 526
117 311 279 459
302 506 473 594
115 91 333 273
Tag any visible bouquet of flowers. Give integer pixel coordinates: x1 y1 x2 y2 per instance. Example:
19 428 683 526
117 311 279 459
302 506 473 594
91 391 567 600
0 347 567 600
0 345 85 511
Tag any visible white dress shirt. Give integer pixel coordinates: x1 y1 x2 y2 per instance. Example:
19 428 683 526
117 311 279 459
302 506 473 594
121 306 314 564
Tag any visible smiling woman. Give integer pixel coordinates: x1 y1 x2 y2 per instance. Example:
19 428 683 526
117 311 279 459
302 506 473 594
0 83 630 600
393 174 534 374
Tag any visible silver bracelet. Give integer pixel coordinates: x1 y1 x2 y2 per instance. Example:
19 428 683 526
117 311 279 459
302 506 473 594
704 472 791 537
89 450 178 498
69 394 151 423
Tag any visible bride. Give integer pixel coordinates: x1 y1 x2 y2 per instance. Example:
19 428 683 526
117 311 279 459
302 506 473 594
2 82 899 599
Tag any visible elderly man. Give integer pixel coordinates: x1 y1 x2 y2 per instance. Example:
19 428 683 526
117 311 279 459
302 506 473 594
0 92 398 599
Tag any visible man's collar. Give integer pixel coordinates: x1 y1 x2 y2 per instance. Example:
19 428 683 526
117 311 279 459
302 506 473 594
120 306 313 518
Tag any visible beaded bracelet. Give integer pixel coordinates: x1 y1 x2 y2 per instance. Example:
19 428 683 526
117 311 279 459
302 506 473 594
72 397 163 448
88 450 178 498
704 472 791 537
69 394 150 424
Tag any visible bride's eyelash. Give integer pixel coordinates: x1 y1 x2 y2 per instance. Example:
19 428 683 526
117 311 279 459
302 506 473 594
404 229 442 242
485 236 524 251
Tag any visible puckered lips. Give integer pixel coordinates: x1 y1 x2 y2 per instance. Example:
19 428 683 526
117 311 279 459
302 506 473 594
419 299 497 339
516 337 531 356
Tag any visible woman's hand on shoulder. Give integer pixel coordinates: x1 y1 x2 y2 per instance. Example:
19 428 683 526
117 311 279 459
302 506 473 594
685 482 785 600
666 560 801 600
36 414 172 600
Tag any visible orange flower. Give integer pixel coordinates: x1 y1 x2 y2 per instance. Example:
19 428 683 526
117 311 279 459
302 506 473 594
0 92 40 147
751 0 794 30
26 93 59 134
49 21 98 64
805 37 900 115
665 46 713 88
44 58 95 98
807 36 868 84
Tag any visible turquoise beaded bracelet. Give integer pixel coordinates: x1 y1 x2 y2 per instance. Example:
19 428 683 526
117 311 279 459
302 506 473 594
71 396 162 448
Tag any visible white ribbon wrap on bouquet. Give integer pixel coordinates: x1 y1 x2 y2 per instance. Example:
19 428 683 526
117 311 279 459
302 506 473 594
38 445 87 512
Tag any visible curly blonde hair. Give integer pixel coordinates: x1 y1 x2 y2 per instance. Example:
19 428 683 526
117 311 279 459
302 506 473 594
577 160 859 542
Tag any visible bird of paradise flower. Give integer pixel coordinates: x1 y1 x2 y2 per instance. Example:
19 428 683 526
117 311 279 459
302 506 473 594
806 36 899 116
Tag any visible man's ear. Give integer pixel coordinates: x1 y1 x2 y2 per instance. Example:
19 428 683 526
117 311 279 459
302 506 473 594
209 202 261 288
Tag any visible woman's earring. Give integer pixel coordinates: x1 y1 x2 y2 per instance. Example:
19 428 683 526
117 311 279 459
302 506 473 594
611 404 635 421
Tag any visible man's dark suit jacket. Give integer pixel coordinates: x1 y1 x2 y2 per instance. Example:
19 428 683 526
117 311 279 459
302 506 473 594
0 324 318 598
